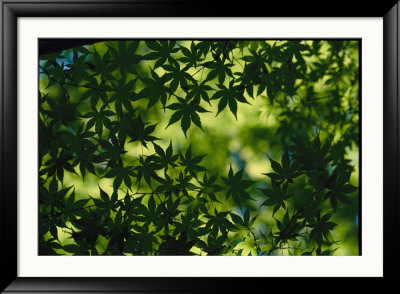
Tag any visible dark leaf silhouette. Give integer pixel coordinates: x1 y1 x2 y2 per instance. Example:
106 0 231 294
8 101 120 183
166 97 209 137
222 164 254 205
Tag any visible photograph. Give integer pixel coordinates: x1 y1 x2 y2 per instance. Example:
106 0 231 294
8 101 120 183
2 0 399 291
38 39 360 256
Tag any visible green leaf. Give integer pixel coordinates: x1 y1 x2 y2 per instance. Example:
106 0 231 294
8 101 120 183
212 83 249 118
222 165 255 205
166 97 209 137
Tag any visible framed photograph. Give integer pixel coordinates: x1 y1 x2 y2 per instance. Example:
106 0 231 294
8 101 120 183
1 0 399 292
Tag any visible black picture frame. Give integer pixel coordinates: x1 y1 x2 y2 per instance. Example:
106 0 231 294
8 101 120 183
1 0 399 292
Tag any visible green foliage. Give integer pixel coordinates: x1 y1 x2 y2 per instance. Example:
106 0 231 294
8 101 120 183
39 40 359 256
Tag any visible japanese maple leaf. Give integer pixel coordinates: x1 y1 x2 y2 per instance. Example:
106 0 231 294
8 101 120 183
68 49 91 83
166 97 209 137
120 114 158 149
309 212 337 246
239 49 269 83
41 149 76 182
229 209 258 232
143 40 179 69
161 62 195 92
264 150 303 184
63 124 103 179
80 76 109 109
139 70 169 108
291 135 333 171
88 48 117 81
134 155 162 187
222 164 254 205
204 59 233 84
197 172 223 203
185 80 213 105
178 41 203 69
44 97 80 126
324 164 357 210
259 180 290 216
82 104 115 136
96 134 126 168
211 80 249 119
108 41 142 75
152 141 179 172
136 196 165 228
175 171 198 196
103 163 136 191
204 208 235 237
179 146 206 179
108 78 138 114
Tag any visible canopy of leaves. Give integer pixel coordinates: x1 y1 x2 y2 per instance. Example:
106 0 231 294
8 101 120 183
39 40 359 256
